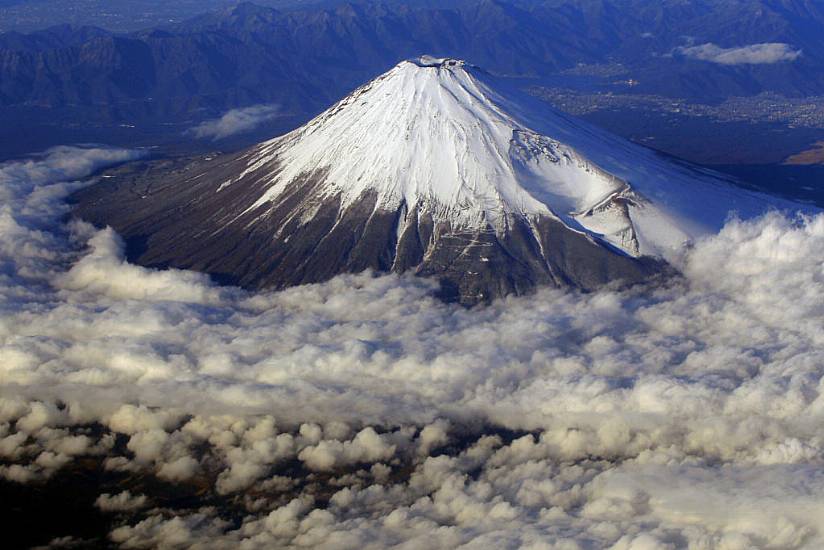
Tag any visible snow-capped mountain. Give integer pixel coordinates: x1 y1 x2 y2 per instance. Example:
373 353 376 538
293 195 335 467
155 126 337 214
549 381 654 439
75 56 805 303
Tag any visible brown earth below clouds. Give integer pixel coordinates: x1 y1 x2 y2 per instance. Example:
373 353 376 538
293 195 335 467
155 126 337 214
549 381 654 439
784 141 824 165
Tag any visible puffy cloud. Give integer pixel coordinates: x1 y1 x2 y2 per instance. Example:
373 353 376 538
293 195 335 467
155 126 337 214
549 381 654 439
3 146 824 547
190 104 281 140
95 491 149 513
0 146 142 191
157 455 200 481
298 427 398 472
109 510 230 548
676 42 802 65
215 430 296 494
108 405 180 435
57 228 228 304
417 419 451 456
0 146 143 302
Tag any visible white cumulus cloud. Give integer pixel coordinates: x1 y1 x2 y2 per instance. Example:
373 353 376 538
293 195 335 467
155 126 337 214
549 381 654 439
677 42 802 65
191 104 281 140
2 146 824 548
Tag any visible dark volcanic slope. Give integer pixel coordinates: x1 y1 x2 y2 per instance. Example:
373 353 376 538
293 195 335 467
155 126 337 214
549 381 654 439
73 155 662 304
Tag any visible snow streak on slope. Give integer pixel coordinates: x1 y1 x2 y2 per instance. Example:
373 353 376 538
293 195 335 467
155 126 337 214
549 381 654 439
228 56 800 259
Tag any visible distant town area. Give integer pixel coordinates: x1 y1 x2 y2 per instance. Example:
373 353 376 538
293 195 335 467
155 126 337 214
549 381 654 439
530 87 824 130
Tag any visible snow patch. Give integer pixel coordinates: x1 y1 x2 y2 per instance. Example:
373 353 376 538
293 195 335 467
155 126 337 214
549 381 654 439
234 57 808 258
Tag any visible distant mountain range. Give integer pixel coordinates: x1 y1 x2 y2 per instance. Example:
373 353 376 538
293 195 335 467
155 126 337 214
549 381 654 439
2 0 824 133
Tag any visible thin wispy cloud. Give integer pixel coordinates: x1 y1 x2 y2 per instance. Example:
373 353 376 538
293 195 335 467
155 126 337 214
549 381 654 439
190 104 281 140
2 147 824 548
677 42 802 65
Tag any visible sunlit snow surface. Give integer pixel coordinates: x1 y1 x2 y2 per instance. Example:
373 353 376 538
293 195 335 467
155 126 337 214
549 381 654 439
232 57 803 258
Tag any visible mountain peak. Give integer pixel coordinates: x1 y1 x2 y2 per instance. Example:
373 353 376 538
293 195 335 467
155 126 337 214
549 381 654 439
75 58 805 304
243 54 641 254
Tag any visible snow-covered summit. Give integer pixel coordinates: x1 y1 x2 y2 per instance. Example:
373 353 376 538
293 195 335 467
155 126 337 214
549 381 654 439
78 56 813 304
230 55 801 259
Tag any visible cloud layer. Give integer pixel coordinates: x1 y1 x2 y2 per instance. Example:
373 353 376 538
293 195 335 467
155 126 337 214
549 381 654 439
2 147 824 548
677 42 802 65
191 104 281 140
